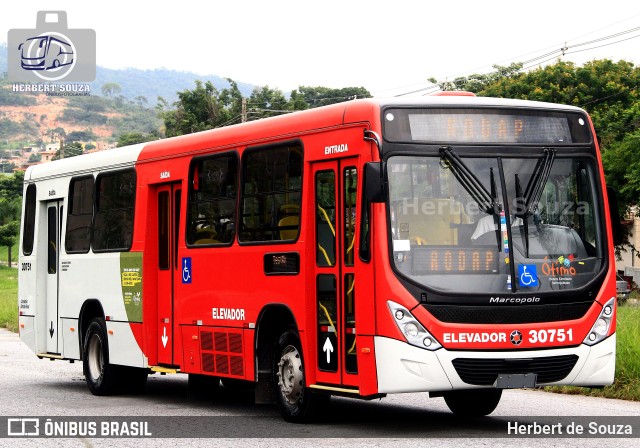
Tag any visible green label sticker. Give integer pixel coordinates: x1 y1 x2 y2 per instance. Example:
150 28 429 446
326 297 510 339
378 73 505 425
120 252 143 322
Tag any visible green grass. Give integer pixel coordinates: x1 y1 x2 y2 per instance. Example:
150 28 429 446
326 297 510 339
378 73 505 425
545 305 640 401
0 265 18 332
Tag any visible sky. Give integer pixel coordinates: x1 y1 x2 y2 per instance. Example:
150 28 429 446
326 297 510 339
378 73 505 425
1 1 639 96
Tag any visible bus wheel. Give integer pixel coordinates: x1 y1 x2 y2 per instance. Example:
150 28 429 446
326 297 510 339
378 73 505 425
272 330 326 422
83 317 119 395
443 389 502 417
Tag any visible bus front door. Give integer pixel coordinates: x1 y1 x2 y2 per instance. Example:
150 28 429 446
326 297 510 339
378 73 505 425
156 183 182 365
312 158 359 389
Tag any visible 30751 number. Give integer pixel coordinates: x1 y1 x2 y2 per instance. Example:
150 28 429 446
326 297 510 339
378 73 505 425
528 328 573 343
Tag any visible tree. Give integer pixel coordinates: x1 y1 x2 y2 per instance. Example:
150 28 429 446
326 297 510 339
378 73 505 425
101 83 122 97
28 153 42 163
159 80 373 137
247 86 288 120
116 132 157 147
0 172 23 267
134 96 148 107
0 171 23 198
160 80 245 137
296 86 372 108
0 199 20 267
602 131 640 214
52 142 83 161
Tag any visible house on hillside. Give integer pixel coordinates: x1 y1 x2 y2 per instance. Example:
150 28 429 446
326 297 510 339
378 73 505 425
40 150 57 162
45 142 61 152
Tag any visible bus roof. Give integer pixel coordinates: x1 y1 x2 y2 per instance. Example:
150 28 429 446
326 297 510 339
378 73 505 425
24 143 145 182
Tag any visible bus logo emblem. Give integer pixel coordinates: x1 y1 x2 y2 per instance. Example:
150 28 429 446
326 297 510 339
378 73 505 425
510 330 523 345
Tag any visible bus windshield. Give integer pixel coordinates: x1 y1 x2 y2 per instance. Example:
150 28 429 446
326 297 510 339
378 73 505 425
387 152 604 294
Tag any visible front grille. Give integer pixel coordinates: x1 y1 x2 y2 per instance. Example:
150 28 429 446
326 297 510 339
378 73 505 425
452 355 579 386
425 302 592 324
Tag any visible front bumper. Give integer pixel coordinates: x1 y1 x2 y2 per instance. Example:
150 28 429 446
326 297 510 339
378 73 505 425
374 334 616 394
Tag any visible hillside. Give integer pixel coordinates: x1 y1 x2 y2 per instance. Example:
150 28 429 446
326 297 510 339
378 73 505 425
0 41 258 166
0 82 163 163
0 43 255 103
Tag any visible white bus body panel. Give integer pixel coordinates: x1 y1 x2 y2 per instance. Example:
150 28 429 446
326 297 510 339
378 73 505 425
374 335 615 393
18 144 145 366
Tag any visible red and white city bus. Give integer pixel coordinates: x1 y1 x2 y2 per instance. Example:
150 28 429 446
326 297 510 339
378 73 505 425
18 95 621 421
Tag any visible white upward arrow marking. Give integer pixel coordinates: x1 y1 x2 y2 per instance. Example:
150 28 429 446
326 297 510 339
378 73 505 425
322 337 334 364
161 327 168 348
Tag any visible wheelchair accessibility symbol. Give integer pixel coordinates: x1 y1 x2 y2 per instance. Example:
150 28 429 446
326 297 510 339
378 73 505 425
518 264 539 287
182 257 192 284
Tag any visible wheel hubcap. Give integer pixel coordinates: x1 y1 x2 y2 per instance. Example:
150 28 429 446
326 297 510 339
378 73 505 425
87 334 104 382
276 345 303 405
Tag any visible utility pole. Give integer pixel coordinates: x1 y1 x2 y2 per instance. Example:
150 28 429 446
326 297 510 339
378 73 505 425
241 97 247 123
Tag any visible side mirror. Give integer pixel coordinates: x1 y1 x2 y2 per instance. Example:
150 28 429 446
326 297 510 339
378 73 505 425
364 162 385 203
606 186 623 246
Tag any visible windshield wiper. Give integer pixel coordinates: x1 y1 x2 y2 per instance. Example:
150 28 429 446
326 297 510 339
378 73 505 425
440 146 502 250
514 147 556 257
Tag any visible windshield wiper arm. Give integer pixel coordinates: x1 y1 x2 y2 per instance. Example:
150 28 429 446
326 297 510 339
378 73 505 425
515 147 556 257
440 146 502 251
440 146 499 214
523 147 556 215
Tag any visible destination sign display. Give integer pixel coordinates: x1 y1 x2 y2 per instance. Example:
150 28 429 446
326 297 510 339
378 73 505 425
411 246 499 274
383 108 592 144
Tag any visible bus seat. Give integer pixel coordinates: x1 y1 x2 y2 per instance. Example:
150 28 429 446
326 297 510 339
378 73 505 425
279 204 300 216
278 215 299 240
398 198 471 246
195 228 217 240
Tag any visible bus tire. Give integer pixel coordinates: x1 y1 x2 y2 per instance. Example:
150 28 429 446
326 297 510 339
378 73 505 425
443 389 502 417
83 317 119 396
272 330 327 422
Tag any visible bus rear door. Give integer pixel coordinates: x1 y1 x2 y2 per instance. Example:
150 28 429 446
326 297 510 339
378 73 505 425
156 182 182 365
45 200 62 354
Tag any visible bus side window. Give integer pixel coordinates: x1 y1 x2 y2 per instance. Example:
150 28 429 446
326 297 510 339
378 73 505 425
93 169 136 252
187 152 238 246
22 184 37 256
239 144 303 243
65 176 94 253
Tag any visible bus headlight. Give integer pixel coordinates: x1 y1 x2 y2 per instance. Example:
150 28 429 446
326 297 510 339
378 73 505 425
404 322 419 338
583 297 616 346
387 300 442 351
